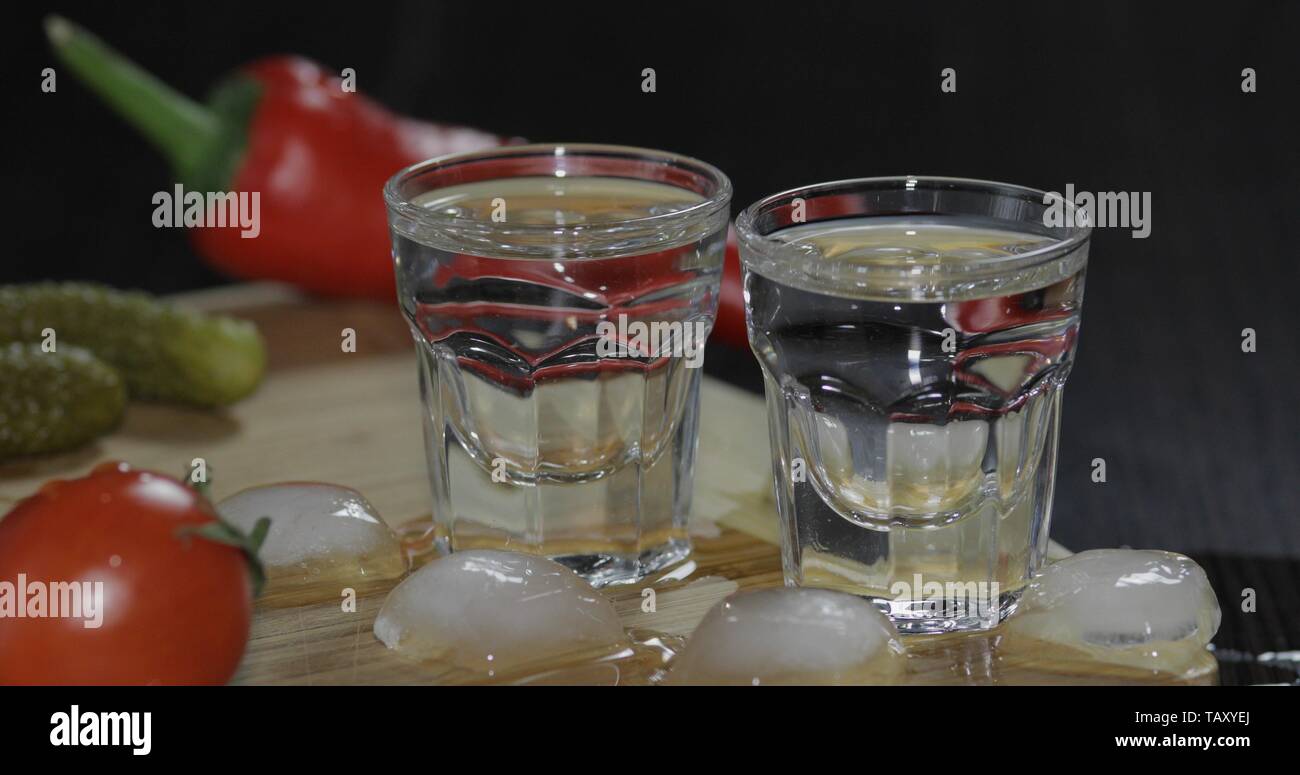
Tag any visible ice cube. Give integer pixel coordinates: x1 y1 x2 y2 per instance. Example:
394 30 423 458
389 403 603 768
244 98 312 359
217 483 405 602
1013 549 1220 646
667 588 905 685
373 549 628 675
1006 549 1221 675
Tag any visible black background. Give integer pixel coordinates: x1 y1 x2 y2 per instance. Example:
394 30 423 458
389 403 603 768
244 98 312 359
4 1 1298 679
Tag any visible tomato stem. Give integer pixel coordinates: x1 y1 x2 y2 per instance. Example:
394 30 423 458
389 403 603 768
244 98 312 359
176 469 270 600
178 518 270 598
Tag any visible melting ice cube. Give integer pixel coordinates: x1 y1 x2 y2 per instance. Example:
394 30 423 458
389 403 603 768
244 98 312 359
373 549 628 675
667 588 904 685
1006 549 1221 676
1013 549 1220 646
217 483 405 601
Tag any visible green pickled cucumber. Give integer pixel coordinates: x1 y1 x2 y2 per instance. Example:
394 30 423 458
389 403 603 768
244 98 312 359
0 283 265 407
0 343 127 460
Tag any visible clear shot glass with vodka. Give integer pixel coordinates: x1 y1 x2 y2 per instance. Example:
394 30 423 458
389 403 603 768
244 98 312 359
736 177 1092 632
385 144 732 586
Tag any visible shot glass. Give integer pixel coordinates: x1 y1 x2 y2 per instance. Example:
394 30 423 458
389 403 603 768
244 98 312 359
736 177 1092 632
385 144 732 586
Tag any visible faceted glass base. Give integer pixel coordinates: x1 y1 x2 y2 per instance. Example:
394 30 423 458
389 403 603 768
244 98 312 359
878 588 1023 634
414 534 691 588
552 538 693 587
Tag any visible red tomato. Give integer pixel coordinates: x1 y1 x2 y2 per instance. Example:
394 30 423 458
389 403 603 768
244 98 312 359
0 462 253 685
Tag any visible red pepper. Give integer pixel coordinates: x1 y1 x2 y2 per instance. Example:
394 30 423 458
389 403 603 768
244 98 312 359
714 227 750 350
45 16 514 299
47 16 759 353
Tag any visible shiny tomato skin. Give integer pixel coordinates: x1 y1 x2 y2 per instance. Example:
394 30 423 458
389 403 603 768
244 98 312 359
0 462 252 685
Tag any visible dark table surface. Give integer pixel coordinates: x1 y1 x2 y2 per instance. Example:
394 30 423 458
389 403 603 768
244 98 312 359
5 0 1297 683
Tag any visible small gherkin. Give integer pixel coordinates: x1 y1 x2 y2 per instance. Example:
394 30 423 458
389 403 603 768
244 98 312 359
0 343 127 460
0 283 266 407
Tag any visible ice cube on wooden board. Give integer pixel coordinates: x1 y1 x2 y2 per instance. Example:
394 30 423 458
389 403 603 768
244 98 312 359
1003 549 1220 675
373 549 628 676
218 482 406 605
667 587 905 685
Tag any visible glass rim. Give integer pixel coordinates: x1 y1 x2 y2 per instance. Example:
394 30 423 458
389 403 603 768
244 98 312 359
383 142 733 237
734 175 1093 270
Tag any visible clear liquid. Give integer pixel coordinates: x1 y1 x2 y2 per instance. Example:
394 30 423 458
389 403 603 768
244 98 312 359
394 176 725 585
413 175 704 225
747 217 1085 631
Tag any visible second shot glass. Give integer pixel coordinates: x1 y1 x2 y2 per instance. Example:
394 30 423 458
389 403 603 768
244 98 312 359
736 177 1092 632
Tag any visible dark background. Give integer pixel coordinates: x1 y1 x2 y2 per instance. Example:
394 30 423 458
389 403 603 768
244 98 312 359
5 1 1298 679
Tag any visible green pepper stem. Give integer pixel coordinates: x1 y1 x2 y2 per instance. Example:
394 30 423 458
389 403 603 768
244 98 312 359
45 15 222 182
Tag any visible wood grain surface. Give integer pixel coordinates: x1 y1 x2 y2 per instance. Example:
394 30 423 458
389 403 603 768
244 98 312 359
0 284 1217 685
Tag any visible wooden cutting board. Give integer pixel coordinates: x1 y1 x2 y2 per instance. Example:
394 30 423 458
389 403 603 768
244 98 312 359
0 283 1215 685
